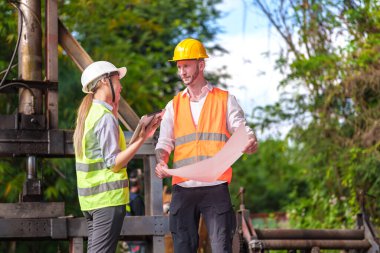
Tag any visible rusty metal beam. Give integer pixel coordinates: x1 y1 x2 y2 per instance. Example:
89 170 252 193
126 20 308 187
118 98 140 130
45 0 59 129
0 216 169 239
57 19 139 130
255 229 365 240
57 20 139 130
261 239 371 250
0 202 64 218
57 19 92 72
0 129 157 157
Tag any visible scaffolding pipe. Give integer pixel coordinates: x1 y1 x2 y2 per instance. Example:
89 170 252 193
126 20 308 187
255 229 365 240
27 156 36 180
260 239 371 250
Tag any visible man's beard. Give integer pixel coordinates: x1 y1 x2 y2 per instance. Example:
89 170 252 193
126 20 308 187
181 67 199 86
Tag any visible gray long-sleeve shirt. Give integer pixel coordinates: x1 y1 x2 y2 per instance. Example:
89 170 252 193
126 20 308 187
92 100 120 168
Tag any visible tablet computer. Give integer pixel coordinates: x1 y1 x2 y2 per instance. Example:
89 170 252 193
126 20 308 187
129 109 165 145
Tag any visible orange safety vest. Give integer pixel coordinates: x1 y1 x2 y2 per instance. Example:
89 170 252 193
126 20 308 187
172 87 232 185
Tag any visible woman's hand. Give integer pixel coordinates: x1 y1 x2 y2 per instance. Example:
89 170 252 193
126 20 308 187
139 115 162 140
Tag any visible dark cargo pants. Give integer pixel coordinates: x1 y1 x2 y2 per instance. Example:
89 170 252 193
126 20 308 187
169 183 236 253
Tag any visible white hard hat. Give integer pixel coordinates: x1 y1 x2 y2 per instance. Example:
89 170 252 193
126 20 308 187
81 61 127 93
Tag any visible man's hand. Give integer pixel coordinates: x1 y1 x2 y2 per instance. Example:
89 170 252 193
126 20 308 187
242 134 258 154
155 161 171 179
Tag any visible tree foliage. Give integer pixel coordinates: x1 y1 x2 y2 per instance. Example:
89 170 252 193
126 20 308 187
251 0 380 228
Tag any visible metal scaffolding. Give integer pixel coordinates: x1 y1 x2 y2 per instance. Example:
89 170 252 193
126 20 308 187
233 187 379 253
0 1 168 252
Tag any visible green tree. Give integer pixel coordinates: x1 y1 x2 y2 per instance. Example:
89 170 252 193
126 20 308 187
251 0 380 228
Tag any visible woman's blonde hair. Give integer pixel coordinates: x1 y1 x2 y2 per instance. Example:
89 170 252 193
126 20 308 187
73 77 105 158
73 93 94 158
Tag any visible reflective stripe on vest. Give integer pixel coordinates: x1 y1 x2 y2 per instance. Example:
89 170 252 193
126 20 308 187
172 87 232 185
175 132 229 147
75 102 129 211
76 161 106 172
77 179 129 196
173 155 211 168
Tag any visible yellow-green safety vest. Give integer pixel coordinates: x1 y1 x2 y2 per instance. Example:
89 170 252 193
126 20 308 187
75 102 129 211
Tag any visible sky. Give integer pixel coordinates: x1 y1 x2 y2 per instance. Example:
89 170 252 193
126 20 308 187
206 0 285 122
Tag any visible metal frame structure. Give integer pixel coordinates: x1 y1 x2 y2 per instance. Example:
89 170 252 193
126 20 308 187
233 187 379 253
0 1 168 252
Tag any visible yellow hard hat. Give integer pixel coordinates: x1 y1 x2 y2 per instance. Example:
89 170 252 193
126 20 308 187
169 38 209 61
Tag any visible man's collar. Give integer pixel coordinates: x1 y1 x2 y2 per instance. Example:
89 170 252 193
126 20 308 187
181 82 213 97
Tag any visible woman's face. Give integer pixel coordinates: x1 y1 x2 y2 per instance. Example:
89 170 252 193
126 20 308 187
110 74 122 103
96 74 122 105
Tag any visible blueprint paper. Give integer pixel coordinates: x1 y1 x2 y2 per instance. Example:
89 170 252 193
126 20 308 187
163 124 249 182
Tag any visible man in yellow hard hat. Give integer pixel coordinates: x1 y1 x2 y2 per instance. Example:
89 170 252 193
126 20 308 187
155 38 258 253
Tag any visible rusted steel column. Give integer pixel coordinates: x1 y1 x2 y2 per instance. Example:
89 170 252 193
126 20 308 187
17 0 43 199
255 229 365 240
260 239 371 250
18 0 43 115
45 0 59 129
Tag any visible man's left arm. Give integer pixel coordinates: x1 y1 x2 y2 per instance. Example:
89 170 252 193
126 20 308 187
226 94 258 154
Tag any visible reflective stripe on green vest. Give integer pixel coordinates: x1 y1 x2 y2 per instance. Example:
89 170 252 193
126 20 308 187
75 102 129 211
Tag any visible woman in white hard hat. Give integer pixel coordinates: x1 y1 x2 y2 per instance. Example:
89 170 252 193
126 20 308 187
73 61 160 253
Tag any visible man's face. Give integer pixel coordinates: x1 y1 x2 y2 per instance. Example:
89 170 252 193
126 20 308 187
177 60 200 86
